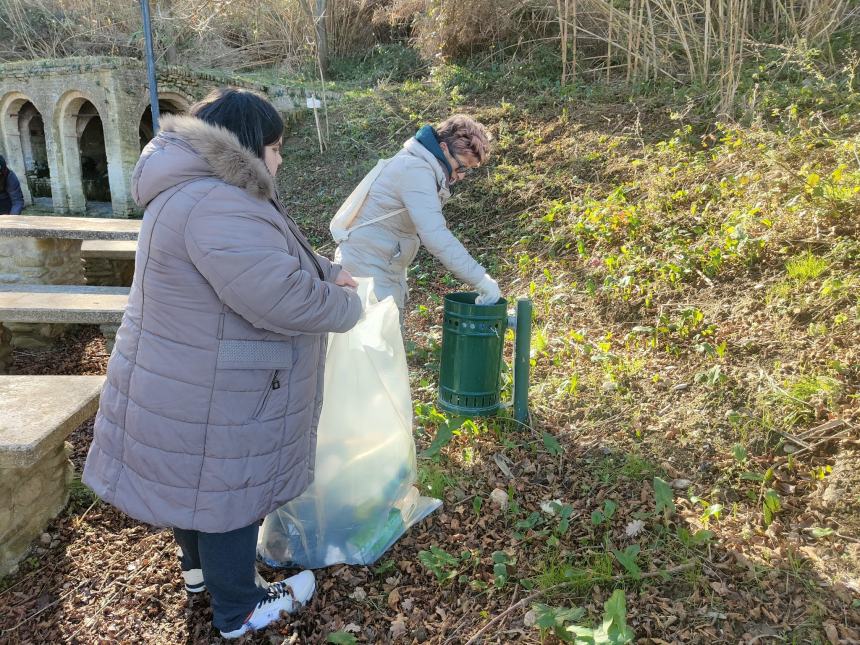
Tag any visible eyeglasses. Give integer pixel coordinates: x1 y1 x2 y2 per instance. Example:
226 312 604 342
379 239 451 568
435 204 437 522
450 150 472 176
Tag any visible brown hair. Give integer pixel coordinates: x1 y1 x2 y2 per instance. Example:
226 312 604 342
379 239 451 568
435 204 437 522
435 114 491 165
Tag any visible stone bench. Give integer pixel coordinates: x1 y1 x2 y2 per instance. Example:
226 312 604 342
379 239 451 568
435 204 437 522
0 285 128 371
80 240 137 287
0 215 141 287
0 375 105 576
80 240 137 261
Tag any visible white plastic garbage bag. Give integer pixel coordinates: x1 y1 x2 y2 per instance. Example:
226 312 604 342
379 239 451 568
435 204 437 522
258 280 441 568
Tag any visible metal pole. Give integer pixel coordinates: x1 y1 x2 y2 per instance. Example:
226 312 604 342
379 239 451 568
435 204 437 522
513 298 532 425
140 0 160 133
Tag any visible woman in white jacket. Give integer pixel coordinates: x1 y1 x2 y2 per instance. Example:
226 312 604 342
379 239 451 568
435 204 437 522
334 115 501 314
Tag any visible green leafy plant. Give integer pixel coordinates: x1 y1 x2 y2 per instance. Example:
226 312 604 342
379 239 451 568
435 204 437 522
570 589 635 644
418 545 473 584
472 495 483 517
677 526 714 547
653 477 675 521
543 431 563 456
417 462 456 499
492 550 514 589
326 632 358 645
690 496 724 527
695 364 727 387
532 589 635 643
591 500 618 526
419 547 483 589
514 511 546 540
611 545 642 580
418 407 455 458
373 559 396 577
533 604 587 641
762 489 781 526
67 474 100 514
809 527 835 539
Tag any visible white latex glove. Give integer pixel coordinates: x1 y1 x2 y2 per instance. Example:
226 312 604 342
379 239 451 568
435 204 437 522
474 274 501 305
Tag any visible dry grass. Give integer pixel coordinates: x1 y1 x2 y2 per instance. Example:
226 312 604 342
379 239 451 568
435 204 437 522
552 0 859 114
0 0 381 71
1 0 856 116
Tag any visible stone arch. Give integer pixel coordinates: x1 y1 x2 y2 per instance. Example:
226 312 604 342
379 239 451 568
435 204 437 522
138 91 193 149
0 92 51 207
55 90 112 213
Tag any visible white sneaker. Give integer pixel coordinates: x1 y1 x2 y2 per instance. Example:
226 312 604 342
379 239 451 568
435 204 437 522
181 568 205 594
220 570 315 639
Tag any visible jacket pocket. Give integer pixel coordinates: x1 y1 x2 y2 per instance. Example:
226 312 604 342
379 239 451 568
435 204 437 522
387 237 420 269
252 370 281 420
215 339 293 423
388 241 402 265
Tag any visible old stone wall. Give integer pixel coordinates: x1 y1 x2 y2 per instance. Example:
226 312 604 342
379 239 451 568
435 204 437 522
0 238 84 285
0 439 73 577
0 238 85 350
82 257 134 287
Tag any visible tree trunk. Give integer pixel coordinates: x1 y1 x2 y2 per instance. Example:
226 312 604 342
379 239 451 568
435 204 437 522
298 0 329 78
315 0 329 79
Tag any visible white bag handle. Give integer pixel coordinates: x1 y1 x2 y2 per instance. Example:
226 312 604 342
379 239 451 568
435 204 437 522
329 158 406 243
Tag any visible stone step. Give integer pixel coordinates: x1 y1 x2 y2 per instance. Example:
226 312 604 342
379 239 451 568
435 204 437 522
81 240 137 261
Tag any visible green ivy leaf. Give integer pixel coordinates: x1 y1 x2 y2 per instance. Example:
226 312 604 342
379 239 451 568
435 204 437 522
326 632 358 645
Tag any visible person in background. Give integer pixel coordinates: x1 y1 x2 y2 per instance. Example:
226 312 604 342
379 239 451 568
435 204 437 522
334 114 501 316
82 88 362 639
0 155 25 214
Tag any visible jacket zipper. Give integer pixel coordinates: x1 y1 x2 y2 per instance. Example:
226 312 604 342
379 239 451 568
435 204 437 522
253 370 280 419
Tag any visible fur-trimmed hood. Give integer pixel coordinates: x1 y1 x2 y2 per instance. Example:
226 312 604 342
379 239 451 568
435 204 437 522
132 114 274 207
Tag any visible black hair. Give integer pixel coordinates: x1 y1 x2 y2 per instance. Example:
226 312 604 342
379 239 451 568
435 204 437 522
0 155 7 190
189 88 284 160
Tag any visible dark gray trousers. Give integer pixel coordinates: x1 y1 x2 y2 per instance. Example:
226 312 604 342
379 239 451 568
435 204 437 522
173 521 268 632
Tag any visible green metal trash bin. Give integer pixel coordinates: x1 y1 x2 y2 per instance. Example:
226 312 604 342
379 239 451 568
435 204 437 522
438 292 533 422
438 292 508 416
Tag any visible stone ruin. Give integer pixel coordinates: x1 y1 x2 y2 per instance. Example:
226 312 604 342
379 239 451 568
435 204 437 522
0 57 311 350
0 56 305 218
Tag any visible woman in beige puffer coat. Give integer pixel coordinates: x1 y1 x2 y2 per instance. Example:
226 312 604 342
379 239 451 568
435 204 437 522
334 115 501 314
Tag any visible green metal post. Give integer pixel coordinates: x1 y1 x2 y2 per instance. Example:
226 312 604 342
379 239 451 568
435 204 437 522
513 298 532 425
